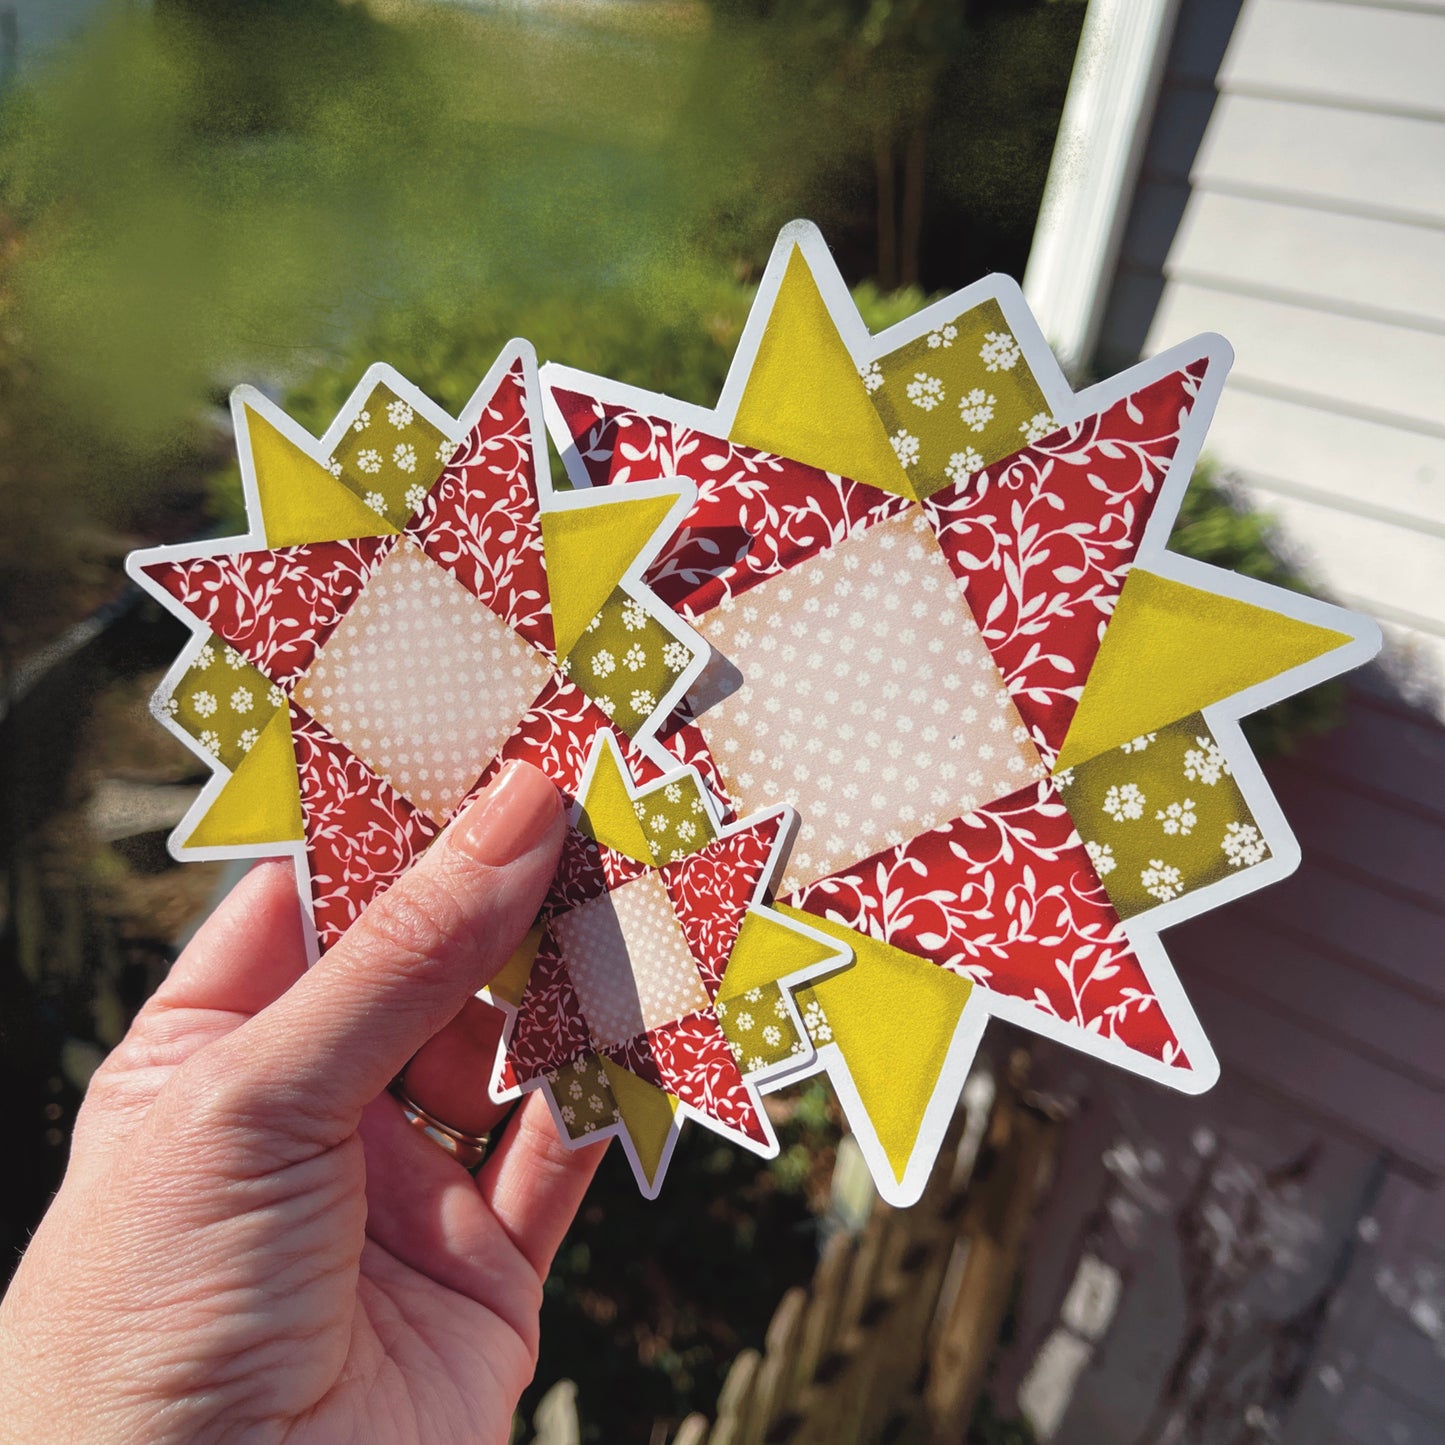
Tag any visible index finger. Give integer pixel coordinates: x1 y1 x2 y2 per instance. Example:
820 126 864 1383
181 763 564 1157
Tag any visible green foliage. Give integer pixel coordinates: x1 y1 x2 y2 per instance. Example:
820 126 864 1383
703 0 1084 286
280 272 931 436
766 1078 840 1195
0 218 130 671
1 0 1085 482
0 1 839 461
1169 460 1301 587
851 279 931 333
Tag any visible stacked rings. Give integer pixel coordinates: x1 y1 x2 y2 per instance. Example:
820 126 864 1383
389 1078 491 1171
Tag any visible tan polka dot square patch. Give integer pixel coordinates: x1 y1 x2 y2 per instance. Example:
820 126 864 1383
693 509 1045 892
552 873 709 1050
293 538 553 822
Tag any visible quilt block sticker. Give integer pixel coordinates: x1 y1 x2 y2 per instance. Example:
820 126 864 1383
541 221 1382 1206
128 342 715 970
483 734 849 1195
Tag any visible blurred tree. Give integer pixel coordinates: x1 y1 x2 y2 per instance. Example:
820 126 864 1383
712 0 965 289
706 0 1083 290
149 0 389 138
0 0 836 464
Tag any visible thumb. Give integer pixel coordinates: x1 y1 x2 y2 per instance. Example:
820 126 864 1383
180 761 563 1155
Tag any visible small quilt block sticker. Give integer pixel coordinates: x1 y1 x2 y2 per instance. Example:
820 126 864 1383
540 220 1382 1207
127 341 710 961
484 733 851 1198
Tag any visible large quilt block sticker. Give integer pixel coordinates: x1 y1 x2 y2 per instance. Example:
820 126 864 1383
541 220 1381 1206
127 341 712 965
481 733 850 1197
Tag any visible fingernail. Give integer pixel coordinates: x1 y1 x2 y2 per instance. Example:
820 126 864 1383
451 761 561 867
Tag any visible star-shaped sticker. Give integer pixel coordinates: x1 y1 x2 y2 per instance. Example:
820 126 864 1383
129 343 709 958
482 733 848 1195
540 222 1380 1204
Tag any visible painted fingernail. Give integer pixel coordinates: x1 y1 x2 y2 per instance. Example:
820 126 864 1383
451 761 561 867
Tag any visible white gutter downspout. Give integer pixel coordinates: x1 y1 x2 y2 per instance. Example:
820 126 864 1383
1022 0 1182 379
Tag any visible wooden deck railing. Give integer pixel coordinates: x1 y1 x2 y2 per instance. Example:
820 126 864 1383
528 1053 1057 1445
663 1052 1057 1445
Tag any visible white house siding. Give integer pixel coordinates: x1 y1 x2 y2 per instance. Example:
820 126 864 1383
996 3 1445 1441
1090 0 1248 373
1142 0 1445 705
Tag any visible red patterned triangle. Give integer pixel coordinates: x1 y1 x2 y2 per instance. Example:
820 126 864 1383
785 779 1190 1070
546 385 907 616
606 1011 769 1145
507 932 595 1085
922 357 1213 765
290 703 439 950
144 536 394 687
410 359 554 656
659 812 785 1001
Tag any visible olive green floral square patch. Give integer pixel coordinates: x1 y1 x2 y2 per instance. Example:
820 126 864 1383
1057 712 1271 919
715 984 807 1075
164 634 284 772
546 1053 621 1140
564 587 698 736
631 773 718 865
330 382 455 530
794 988 833 1049
865 298 1053 499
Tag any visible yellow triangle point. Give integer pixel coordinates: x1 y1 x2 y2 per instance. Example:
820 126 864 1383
730 247 916 501
578 742 654 864
780 907 971 1186
717 909 844 1002
244 403 398 547
541 491 679 657
489 925 545 1008
602 1058 680 1187
186 709 304 848
1057 569 1354 771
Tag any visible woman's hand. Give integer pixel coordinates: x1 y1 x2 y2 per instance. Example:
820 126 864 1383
0 762 602 1444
